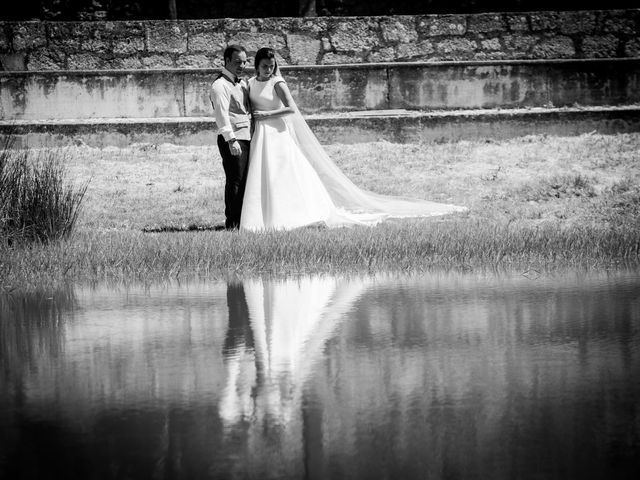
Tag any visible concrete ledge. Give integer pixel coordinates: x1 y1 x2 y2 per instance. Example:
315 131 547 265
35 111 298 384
2 58 639 120
2 106 638 147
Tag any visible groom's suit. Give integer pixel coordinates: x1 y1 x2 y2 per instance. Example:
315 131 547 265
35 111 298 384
210 68 251 229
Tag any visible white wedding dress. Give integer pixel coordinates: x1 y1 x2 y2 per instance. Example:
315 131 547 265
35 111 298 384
239 75 466 231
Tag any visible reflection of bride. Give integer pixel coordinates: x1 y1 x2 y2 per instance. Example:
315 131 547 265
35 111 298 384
218 276 368 441
240 47 467 231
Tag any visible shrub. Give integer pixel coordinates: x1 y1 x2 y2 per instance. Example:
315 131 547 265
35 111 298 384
0 142 88 244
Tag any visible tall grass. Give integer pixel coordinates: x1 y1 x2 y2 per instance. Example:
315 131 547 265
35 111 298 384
1 134 639 289
0 143 88 244
2 219 638 288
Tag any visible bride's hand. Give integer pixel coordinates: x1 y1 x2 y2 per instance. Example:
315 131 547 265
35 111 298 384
253 111 269 120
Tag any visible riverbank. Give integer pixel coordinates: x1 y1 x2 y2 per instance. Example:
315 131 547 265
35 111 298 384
1 133 639 289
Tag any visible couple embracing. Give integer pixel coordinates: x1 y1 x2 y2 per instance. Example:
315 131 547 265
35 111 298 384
210 45 466 232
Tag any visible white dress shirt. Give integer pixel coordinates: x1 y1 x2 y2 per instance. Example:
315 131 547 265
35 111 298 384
209 67 251 142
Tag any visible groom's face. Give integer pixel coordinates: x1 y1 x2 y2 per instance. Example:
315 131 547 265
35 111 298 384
226 51 247 77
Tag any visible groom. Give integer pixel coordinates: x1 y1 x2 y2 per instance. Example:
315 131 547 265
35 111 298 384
210 45 251 230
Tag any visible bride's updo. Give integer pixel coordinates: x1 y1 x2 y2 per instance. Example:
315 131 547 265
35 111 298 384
254 47 280 76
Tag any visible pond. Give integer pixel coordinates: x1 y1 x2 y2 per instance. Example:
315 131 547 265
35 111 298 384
1 270 639 479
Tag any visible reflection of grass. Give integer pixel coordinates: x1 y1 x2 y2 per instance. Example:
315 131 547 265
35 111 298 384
1 133 639 287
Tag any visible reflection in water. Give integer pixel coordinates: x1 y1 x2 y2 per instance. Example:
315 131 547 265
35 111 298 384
0 271 639 479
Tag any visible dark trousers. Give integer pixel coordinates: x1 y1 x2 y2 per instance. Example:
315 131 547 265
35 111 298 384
217 135 250 229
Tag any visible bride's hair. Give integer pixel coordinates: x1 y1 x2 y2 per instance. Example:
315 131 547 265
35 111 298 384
254 47 280 76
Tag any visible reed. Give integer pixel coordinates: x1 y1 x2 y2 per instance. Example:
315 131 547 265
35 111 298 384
0 142 88 244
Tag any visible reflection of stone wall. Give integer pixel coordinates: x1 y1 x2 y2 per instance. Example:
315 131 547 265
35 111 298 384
0 9 639 71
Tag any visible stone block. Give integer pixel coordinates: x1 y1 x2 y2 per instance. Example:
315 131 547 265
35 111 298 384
532 36 576 59
189 32 226 54
395 40 435 60
625 38 640 57
0 28 9 52
81 39 111 53
473 51 509 60
208 55 224 68
329 19 380 52
601 11 636 34
418 15 467 37
100 21 146 41
110 56 144 69
434 38 477 59
12 23 47 51
467 14 506 33
558 11 597 35
480 38 501 51
502 34 538 57
321 52 365 64
47 22 145 57
530 13 559 32
368 47 396 62
287 34 321 65
113 37 145 56
0 53 27 71
227 32 286 54
582 35 619 58
83 21 145 42
26 49 66 70
506 14 529 32
146 22 188 54
67 53 104 70
48 23 89 50
47 23 79 49
141 54 176 68
321 37 332 52
380 18 418 44
275 51 289 66
177 54 214 68
186 20 225 53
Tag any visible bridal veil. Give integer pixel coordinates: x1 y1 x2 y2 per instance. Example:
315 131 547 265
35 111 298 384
284 107 467 220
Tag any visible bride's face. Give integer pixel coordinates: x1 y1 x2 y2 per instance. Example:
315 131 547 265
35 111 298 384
257 58 276 78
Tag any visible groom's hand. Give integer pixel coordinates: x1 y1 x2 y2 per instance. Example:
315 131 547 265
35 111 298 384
228 139 242 157
253 111 268 121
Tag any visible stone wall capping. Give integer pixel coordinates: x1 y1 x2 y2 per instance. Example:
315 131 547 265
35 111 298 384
467 13 507 33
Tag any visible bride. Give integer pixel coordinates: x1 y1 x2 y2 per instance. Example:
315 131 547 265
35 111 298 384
239 48 466 232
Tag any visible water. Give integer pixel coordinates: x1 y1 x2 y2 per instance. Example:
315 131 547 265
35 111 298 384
1 270 639 479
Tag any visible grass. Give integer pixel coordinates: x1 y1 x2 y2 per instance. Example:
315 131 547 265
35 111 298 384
0 143 88 244
1 132 639 289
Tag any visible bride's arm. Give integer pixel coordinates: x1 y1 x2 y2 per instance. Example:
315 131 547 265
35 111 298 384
253 80 296 120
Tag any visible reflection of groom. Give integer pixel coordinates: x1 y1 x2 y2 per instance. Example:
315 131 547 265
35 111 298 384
210 45 251 230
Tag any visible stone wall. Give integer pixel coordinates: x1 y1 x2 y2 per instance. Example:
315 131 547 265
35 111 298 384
0 9 639 71
4 60 638 121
